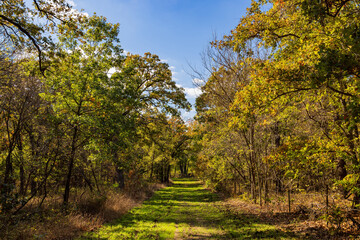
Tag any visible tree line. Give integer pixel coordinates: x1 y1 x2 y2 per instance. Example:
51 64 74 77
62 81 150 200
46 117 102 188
193 0 360 210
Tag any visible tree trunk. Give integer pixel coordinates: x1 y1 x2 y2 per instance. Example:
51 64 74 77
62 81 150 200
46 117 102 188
20 163 25 196
233 180 237 195
19 139 25 196
166 165 171 183
31 179 37 196
3 151 14 192
91 166 101 193
276 177 283 193
80 171 93 192
116 168 125 189
63 126 78 207
264 178 268 203
288 188 291 213
150 157 154 179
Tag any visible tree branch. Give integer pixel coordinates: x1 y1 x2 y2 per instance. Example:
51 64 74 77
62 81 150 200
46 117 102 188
0 14 44 72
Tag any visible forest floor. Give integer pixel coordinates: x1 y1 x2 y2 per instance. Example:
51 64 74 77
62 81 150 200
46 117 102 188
80 178 299 239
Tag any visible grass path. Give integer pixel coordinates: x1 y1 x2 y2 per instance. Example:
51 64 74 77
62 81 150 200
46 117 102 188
81 178 297 239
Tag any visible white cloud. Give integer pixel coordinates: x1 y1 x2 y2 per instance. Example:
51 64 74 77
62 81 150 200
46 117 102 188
169 65 179 82
177 83 202 99
67 0 76 7
193 78 205 86
72 9 89 18
182 109 196 120
46 0 88 19
169 66 177 75
184 87 202 99
107 67 122 77
108 67 116 75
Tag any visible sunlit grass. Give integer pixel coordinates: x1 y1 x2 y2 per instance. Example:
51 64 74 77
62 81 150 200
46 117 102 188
80 178 298 239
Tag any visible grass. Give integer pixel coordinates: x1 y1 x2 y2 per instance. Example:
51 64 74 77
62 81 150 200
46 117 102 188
80 178 297 239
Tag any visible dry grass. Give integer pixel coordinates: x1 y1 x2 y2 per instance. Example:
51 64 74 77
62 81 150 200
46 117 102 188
0 183 165 240
222 191 360 239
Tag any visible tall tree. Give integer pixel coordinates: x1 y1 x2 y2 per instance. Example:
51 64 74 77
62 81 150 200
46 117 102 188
42 15 123 206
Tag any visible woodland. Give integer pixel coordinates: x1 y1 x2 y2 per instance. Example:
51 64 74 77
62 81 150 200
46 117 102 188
1 0 360 239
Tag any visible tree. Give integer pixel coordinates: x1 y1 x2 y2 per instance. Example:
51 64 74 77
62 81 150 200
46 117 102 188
41 15 123 206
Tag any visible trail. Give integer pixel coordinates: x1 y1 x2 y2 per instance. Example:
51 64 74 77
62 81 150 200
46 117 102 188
81 179 295 239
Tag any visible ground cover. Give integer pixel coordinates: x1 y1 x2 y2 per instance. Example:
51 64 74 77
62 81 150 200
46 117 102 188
81 178 296 239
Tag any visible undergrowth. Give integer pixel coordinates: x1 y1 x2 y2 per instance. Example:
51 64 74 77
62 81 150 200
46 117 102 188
223 191 360 239
0 183 164 240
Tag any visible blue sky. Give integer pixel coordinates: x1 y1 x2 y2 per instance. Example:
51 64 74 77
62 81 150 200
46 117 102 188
71 0 252 119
